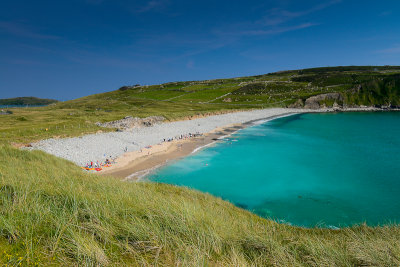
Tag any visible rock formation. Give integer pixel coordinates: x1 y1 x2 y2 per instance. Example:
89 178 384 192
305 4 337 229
96 116 165 131
304 93 343 109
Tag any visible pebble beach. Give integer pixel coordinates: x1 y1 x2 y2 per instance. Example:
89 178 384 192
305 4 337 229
29 108 305 167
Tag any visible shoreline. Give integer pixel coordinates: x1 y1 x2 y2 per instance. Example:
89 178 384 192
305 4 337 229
29 107 399 181
29 108 305 167
101 111 301 180
100 108 398 180
101 122 248 180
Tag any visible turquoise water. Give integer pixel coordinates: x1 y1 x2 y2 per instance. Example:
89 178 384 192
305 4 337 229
148 112 400 228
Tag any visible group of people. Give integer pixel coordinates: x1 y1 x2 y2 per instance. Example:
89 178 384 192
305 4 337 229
162 132 203 143
84 157 115 169
82 132 203 170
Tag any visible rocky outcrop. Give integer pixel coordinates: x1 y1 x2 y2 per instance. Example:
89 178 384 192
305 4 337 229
96 116 165 131
288 99 304 108
304 93 343 109
288 93 345 109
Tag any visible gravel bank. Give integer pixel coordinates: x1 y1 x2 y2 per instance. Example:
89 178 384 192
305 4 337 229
29 108 306 166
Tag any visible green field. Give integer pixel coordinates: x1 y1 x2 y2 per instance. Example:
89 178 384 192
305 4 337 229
1 66 400 265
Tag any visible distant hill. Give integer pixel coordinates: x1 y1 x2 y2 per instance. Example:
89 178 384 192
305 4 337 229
0 97 58 106
62 65 400 112
2 65 400 144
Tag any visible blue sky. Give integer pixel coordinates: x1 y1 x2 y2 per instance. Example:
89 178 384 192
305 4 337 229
1 0 399 100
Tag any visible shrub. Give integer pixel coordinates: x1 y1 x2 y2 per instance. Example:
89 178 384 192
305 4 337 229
118 86 131 91
16 116 28 121
231 83 266 95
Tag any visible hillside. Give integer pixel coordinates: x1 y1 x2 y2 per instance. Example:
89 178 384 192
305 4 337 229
1 66 400 144
1 66 400 265
0 145 399 266
0 97 58 106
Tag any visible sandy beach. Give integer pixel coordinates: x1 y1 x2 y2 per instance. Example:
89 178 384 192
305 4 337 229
101 123 248 180
29 107 386 180
30 108 306 177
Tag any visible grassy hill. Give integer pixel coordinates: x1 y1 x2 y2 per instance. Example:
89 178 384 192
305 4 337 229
1 66 400 144
0 97 58 106
0 145 399 266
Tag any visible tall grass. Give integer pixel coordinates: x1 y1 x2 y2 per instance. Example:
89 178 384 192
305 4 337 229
0 146 399 266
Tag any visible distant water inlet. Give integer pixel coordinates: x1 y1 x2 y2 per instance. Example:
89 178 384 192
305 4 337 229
148 112 400 228
0 105 48 108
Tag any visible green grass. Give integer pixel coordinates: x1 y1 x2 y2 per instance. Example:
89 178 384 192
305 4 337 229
0 146 399 266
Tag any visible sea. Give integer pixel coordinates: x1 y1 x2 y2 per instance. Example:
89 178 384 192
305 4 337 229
148 112 400 228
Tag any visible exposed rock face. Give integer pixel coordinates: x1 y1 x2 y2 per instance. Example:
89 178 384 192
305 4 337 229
288 99 304 108
288 93 345 109
304 93 343 109
332 102 341 110
223 98 232 102
96 116 165 131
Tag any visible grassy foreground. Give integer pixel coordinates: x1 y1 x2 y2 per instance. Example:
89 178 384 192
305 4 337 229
0 146 399 266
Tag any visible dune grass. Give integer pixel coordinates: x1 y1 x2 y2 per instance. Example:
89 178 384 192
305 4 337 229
0 146 399 266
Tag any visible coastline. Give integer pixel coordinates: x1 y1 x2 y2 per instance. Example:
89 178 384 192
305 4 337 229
29 107 399 181
100 108 399 180
101 112 300 180
29 108 305 167
101 123 247 180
